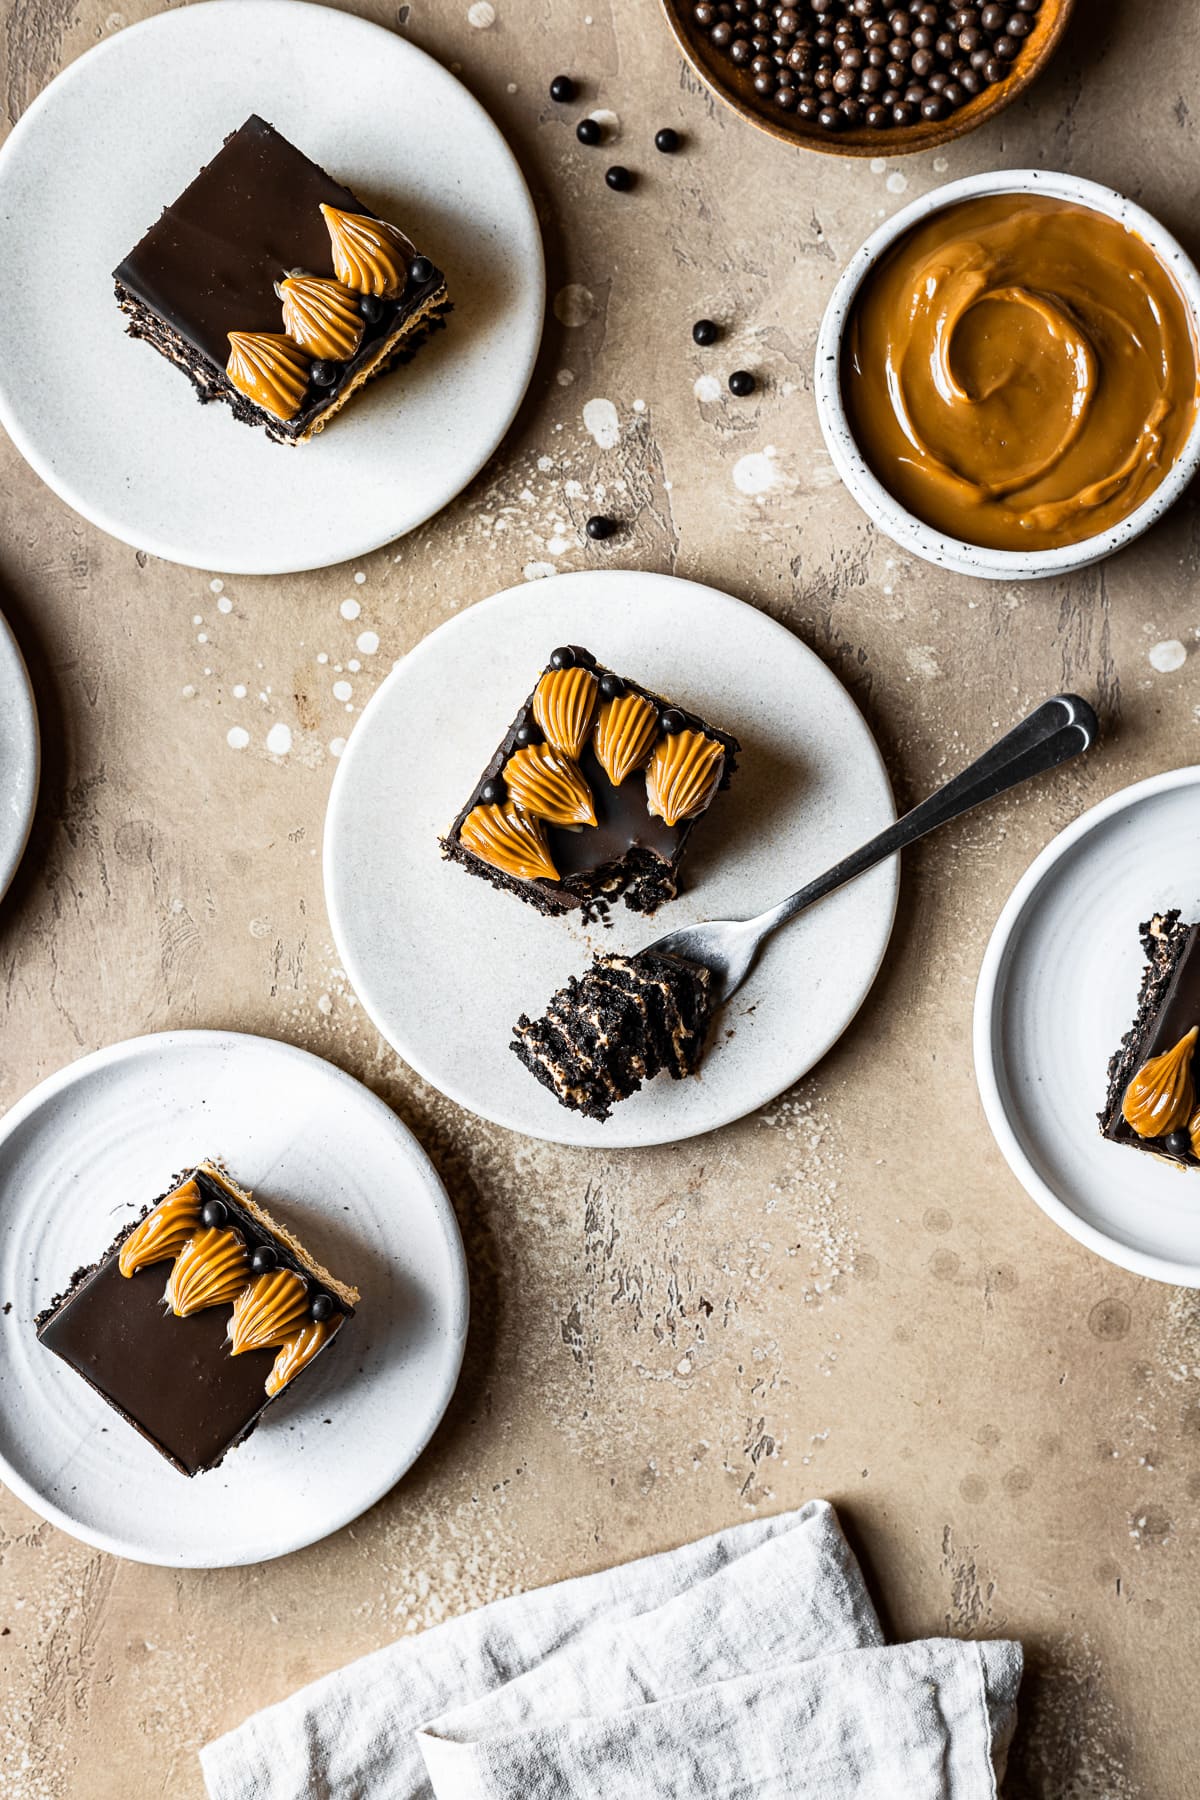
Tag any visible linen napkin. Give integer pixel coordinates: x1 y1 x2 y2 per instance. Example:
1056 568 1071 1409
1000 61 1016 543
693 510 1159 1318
200 1499 1021 1800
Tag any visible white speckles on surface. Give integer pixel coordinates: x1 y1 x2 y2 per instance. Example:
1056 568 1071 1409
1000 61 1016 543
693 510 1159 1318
885 171 908 195
332 680 353 703
694 373 722 404
354 570 366 585
556 367 575 386
266 722 293 755
524 560 557 581
870 157 887 173
588 107 620 136
226 725 250 750
933 155 949 172
582 398 620 449
329 736 347 758
217 595 233 614
1149 639 1187 673
232 683 247 699
546 534 571 556
905 644 941 680
553 285 596 328
732 448 783 497
357 631 380 655
467 0 495 26
340 597 361 620
209 577 224 594
633 398 646 413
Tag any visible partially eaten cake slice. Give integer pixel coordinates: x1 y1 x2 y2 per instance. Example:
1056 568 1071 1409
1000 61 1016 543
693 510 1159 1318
36 1162 358 1475
511 949 716 1121
114 115 450 443
1100 909 1200 1168
441 646 740 916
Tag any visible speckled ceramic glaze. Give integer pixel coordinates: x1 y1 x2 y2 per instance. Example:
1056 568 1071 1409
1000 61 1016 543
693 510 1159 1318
815 170 1200 582
975 768 1200 1287
0 608 38 904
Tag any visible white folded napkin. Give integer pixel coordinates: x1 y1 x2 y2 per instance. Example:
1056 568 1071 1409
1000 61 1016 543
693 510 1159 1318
201 1500 1020 1800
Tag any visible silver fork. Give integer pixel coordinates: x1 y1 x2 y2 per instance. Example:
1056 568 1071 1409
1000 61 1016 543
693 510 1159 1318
645 692 1099 1004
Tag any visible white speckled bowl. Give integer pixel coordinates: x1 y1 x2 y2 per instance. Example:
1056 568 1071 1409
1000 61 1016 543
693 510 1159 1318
814 170 1200 582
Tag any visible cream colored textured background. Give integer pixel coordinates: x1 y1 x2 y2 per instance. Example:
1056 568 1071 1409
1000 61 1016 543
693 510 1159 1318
1 0 1198 1794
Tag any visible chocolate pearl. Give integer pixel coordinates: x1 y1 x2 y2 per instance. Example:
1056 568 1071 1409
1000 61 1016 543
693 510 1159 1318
598 672 627 700
549 74 576 103
904 81 926 102
549 646 577 668
514 720 541 747
927 68 947 89
841 45 864 67
883 61 905 85
751 34 770 50
911 46 933 72
959 24 982 47
586 515 616 540
888 36 912 60
797 91 822 117
693 317 719 345
693 1 714 21
605 164 634 190
775 85 798 108
577 117 602 144
980 1 1004 24
1014 0 1039 9
865 101 890 125
250 1244 277 1275
754 70 775 92
888 8 910 31
865 18 889 42
891 99 915 123
787 43 810 67
660 708 688 734
992 32 1018 56
959 66 982 91
201 1198 227 1229
730 38 752 62
983 55 1005 79
751 53 772 72
777 7 799 28
969 43 989 65
310 360 338 387
832 65 855 92
358 294 384 324
935 31 955 56
910 25 934 48
838 95 862 122
860 64 885 90
410 255 435 286
728 368 757 394
942 79 965 105
1005 11 1029 32
711 19 733 44
1164 1128 1192 1156
866 43 887 64
916 1 939 22
818 104 843 127
921 91 948 118
814 26 833 48
478 777 505 805
751 8 768 24
311 1293 336 1324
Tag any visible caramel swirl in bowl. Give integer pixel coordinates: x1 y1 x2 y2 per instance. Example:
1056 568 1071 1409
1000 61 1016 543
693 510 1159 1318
843 195 1199 552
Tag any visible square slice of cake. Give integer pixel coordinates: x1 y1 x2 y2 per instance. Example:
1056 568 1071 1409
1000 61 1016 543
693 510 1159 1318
36 1162 358 1476
1100 909 1200 1168
441 646 740 917
114 115 450 444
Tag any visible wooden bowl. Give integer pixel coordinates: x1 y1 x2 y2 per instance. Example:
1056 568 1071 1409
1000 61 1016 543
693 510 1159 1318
659 0 1075 157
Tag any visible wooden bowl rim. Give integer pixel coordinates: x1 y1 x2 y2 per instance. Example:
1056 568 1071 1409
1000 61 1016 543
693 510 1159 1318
658 0 1076 157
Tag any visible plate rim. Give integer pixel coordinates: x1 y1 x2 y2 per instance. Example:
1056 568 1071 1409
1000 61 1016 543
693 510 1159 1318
0 609 39 905
973 764 1200 1288
0 1027 470 1566
0 0 546 575
322 569 899 1148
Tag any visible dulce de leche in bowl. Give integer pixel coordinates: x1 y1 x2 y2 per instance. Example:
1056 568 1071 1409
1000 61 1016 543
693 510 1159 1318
842 193 1200 554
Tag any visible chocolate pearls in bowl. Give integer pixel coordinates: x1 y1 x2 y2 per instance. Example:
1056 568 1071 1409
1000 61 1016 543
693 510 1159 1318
814 170 1200 580
660 0 1074 155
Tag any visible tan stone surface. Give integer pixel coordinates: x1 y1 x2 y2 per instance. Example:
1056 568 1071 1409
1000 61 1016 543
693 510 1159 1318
1 0 1199 1793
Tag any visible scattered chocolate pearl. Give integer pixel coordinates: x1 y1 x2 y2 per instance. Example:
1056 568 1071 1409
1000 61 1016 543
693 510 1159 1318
655 126 682 152
200 1198 227 1230
660 708 686 734
692 317 720 345
549 74 577 103
576 117 603 145
310 1293 336 1324
605 165 634 191
686 0 1040 129
598 671 627 700
728 369 756 396
514 720 541 746
310 360 338 387
358 294 384 324
478 777 506 805
409 255 435 286
549 646 577 668
250 1244 278 1275
586 514 617 540
1164 1128 1192 1156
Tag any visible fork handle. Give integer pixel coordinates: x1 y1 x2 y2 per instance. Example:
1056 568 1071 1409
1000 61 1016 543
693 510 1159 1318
756 693 1099 935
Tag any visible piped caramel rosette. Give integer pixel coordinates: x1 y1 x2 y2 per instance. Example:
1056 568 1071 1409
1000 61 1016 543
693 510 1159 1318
227 331 312 421
533 666 599 760
594 689 659 787
645 728 725 828
276 273 365 361
459 802 559 882
504 743 597 829
119 1178 201 1276
320 204 413 298
1122 1026 1199 1140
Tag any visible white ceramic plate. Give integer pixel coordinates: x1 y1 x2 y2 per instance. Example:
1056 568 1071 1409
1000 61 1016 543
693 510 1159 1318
324 571 898 1147
0 0 543 575
975 768 1200 1286
0 611 38 903
0 1031 469 1565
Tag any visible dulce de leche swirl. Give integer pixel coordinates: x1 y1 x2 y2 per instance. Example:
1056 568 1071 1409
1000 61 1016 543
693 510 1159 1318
842 195 1199 553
